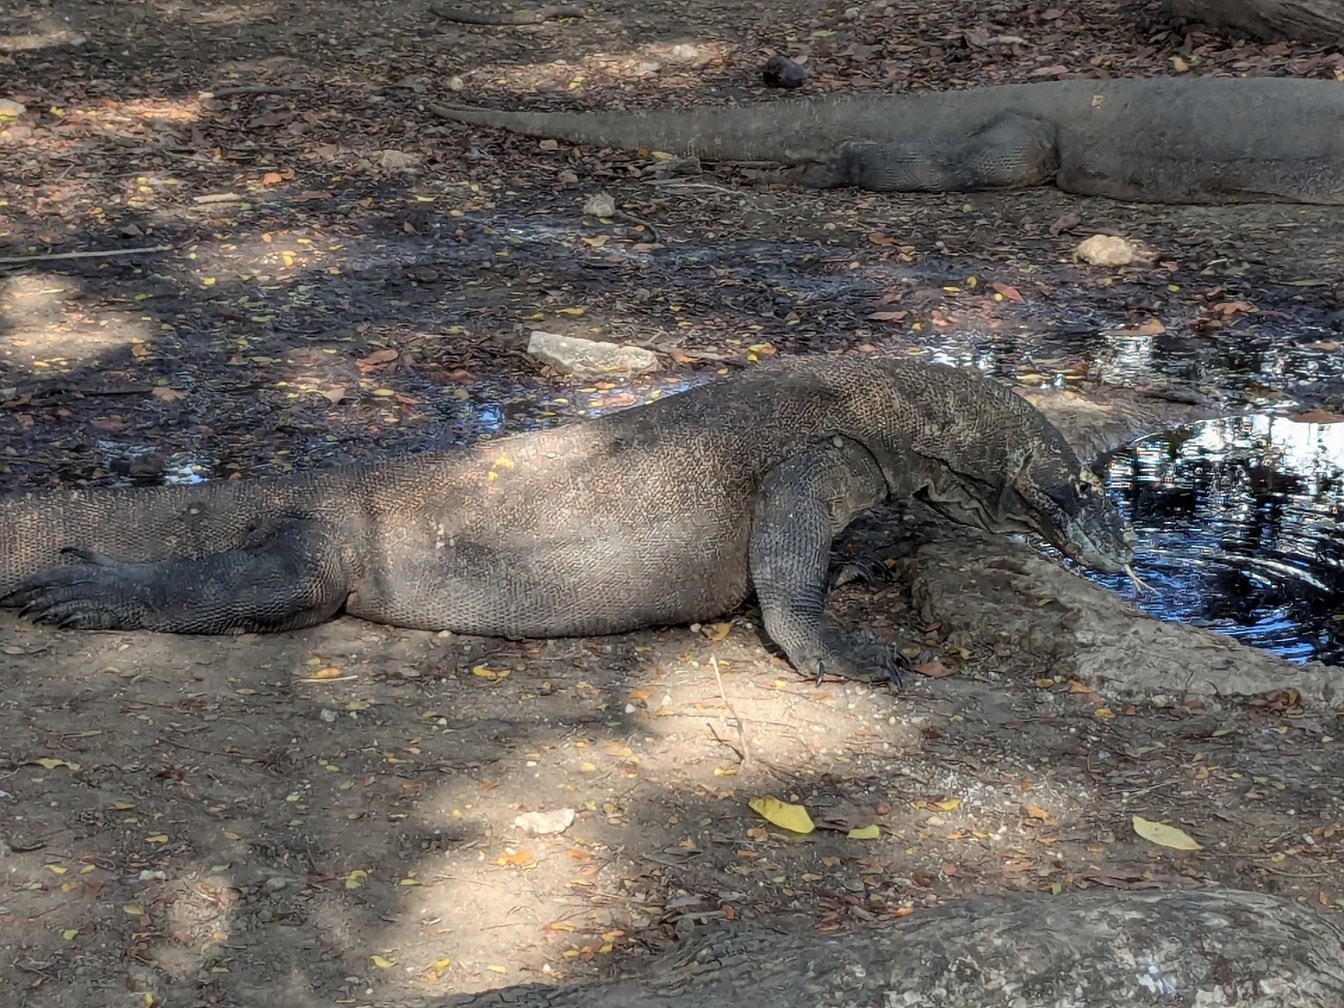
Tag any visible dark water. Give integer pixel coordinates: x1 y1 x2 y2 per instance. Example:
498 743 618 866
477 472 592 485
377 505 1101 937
1091 417 1344 664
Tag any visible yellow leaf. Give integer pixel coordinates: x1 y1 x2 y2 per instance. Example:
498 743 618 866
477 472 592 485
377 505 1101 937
934 797 961 812
847 824 880 840
555 307 585 315
431 958 451 971
1171 55 1190 72
1132 815 1202 850
701 622 732 642
123 904 144 915
371 955 395 969
345 869 368 889
62 929 79 940
749 796 815 833
33 757 80 770
47 864 68 875
145 834 169 844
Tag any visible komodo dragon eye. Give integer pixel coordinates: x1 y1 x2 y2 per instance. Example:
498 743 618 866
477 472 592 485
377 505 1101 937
1044 472 1102 514
1073 469 1104 498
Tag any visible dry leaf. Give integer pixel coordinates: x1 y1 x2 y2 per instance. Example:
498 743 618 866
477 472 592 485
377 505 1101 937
1132 815 1202 850
749 796 814 833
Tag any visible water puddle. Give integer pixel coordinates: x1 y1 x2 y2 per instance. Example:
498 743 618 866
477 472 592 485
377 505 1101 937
1093 416 1344 664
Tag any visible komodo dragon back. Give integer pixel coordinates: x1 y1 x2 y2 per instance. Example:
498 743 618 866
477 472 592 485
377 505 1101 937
431 77 1344 204
0 357 1133 685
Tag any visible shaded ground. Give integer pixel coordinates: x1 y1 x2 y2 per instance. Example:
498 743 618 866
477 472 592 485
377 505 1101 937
1 0 1343 1005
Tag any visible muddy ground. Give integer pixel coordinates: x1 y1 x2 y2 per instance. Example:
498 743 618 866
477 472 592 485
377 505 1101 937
1 0 1343 1005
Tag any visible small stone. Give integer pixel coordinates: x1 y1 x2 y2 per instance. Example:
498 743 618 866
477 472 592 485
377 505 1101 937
513 808 576 835
1073 234 1157 267
762 55 808 89
528 330 659 376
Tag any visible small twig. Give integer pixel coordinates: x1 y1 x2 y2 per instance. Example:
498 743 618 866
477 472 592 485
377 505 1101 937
611 208 659 243
709 655 750 765
0 244 174 265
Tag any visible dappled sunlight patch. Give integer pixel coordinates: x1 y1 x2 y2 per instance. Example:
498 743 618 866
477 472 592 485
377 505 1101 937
462 40 739 99
2 271 154 362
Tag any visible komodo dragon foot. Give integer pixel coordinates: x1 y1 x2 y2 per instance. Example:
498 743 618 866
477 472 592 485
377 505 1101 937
795 625 909 688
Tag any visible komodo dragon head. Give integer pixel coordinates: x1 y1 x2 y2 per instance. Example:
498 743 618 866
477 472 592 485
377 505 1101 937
918 446 1135 575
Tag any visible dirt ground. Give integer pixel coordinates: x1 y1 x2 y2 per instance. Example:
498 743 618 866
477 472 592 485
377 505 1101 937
2 1 1343 1005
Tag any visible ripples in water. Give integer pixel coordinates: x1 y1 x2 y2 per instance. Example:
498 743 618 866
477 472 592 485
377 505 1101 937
1093 416 1344 664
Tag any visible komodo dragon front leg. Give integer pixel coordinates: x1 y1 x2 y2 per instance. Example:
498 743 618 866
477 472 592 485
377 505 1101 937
1 515 356 633
749 436 904 686
790 112 1060 192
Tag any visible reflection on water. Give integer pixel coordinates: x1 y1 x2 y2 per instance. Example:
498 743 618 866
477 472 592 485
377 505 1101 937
1093 417 1344 664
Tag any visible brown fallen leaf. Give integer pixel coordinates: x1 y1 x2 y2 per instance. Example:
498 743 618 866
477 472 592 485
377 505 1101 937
911 659 956 678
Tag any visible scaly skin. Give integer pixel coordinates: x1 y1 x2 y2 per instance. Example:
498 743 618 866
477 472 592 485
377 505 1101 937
429 77 1344 204
0 357 1134 683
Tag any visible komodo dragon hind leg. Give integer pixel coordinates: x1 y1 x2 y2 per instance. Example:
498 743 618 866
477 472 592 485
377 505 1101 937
749 437 907 687
0 515 354 634
789 112 1059 192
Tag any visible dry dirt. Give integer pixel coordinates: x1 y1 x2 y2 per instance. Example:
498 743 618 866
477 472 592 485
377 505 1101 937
1 1 1342 1006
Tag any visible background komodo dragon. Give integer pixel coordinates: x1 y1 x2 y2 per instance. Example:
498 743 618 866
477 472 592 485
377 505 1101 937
0 358 1134 683
428 76 1344 204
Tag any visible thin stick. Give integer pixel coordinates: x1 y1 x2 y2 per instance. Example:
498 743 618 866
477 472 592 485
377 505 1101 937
0 244 174 265
709 655 750 766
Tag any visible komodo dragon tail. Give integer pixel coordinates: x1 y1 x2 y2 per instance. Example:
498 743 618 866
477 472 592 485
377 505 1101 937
427 99 854 163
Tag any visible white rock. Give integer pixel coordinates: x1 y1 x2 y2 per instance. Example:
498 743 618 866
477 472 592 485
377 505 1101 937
513 807 576 835
1073 234 1157 267
528 330 659 376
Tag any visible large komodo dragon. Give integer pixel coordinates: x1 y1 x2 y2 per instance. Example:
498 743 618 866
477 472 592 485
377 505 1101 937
0 358 1134 683
429 76 1344 204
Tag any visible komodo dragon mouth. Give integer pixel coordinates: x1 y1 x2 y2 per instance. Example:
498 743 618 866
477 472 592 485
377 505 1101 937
918 464 1135 574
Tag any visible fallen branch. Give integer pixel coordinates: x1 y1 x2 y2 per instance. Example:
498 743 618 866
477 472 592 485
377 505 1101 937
447 888 1344 1007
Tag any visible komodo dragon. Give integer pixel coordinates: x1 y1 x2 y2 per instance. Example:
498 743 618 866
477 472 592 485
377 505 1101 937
428 76 1344 204
0 358 1134 683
